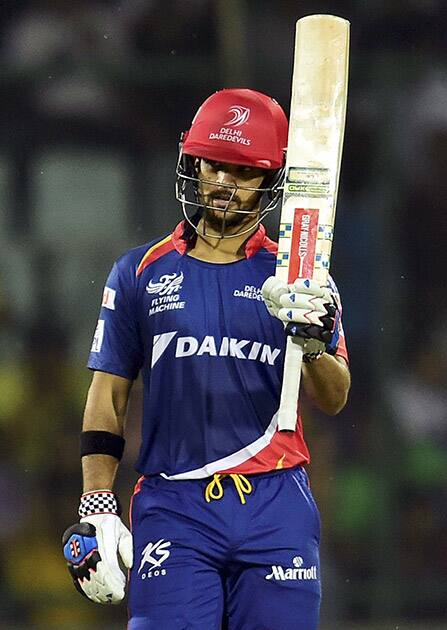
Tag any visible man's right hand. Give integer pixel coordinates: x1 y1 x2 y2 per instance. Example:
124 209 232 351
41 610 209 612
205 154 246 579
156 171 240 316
261 276 340 356
62 491 133 604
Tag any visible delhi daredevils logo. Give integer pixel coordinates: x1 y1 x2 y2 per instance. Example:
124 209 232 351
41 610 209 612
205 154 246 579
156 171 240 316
225 106 251 127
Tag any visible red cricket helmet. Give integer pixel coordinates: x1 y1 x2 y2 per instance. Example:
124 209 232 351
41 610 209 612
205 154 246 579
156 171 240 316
181 88 288 169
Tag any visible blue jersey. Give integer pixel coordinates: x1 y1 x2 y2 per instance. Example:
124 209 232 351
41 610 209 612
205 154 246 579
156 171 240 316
87 222 347 478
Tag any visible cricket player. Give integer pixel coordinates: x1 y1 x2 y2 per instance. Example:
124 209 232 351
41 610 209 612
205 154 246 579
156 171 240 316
63 88 350 629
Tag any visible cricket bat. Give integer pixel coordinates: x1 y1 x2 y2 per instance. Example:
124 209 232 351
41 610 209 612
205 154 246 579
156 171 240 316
276 14 350 431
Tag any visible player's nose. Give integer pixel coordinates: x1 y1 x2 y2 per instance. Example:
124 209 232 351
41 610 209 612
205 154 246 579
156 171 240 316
215 167 237 186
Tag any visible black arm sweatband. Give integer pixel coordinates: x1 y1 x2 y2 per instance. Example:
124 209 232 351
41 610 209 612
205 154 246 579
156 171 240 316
80 430 125 461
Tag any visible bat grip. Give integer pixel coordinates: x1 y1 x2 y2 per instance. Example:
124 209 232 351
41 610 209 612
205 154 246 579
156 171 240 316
277 336 304 431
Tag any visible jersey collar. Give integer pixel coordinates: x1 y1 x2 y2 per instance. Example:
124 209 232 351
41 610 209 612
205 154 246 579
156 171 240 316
171 221 274 259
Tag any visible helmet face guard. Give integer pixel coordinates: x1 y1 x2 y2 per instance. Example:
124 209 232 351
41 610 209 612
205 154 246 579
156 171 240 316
175 88 288 240
175 148 285 240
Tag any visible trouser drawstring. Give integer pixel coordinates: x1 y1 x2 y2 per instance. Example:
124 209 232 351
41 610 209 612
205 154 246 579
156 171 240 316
205 473 253 505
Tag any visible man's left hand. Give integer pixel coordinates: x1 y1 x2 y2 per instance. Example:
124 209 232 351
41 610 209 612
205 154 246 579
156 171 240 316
62 492 133 605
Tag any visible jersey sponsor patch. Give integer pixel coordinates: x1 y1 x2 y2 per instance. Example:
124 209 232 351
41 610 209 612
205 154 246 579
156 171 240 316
265 555 318 581
151 331 281 368
102 287 116 310
91 319 105 353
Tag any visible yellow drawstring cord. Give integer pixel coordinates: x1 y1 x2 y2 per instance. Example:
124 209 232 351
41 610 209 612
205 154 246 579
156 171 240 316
205 473 253 505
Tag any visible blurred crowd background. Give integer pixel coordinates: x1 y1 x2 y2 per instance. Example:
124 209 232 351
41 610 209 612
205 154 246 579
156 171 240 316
0 1 446 628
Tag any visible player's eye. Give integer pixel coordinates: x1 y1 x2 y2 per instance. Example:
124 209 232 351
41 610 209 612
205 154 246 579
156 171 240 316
238 166 262 178
204 159 221 170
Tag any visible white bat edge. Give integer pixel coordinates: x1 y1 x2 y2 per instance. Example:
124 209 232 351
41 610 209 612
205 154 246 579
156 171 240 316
277 337 304 431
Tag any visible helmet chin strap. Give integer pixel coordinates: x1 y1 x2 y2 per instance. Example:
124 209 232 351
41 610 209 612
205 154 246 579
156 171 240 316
197 207 261 241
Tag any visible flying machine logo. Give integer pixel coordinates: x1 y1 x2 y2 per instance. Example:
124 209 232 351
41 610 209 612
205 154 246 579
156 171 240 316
146 272 184 296
146 272 186 317
225 105 251 127
138 539 172 580
209 105 251 146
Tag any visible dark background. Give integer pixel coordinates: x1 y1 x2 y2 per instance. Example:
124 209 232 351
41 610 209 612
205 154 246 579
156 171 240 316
0 1 446 628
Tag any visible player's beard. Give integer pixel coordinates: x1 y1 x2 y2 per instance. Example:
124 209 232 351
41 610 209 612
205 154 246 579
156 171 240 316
200 191 261 236
203 207 248 233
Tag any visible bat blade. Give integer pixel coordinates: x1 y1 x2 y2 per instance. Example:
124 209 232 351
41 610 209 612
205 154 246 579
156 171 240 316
276 14 350 431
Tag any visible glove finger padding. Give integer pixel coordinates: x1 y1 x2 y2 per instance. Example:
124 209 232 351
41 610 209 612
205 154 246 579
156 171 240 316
261 276 289 317
278 280 333 324
118 522 133 569
289 278 327 297
277 295 330 326
285 296 339 352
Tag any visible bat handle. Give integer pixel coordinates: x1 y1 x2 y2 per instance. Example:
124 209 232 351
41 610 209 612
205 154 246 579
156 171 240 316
277 336 304 432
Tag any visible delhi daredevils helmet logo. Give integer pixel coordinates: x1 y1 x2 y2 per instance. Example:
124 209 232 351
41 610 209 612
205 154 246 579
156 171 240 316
225 105 251 127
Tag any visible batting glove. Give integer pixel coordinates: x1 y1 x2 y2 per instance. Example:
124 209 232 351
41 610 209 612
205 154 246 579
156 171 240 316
262 276 340 361
62 491 133 604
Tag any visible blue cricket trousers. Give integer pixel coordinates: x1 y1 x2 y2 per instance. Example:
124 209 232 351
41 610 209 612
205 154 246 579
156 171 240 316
128 467 321 629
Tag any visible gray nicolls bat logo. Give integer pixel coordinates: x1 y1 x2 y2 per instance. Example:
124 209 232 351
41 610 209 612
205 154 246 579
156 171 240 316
138 539 172 574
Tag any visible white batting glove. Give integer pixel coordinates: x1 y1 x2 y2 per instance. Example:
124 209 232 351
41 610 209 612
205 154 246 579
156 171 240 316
262 276 340 359
62 491 133 604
